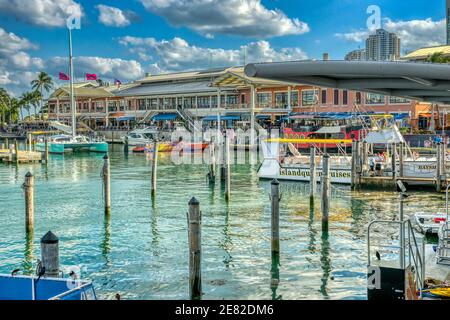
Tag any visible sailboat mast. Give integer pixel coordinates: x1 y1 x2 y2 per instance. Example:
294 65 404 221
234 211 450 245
69 28 76 138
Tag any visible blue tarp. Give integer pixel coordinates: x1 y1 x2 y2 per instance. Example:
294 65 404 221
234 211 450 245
256 115 271 120
117 116 135 121
152 113 178 121
202 115 241 122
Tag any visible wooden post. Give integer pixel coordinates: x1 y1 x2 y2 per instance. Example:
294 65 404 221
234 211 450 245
399 143 404 178
103 155 111 215
187 197 202 300
392 143 397 180
321 155 330 226
351 141 356 189
151 140 159 196
362 141 368 175
24 172 34 232
5 137 8 149
310 147 316 200
271 179 281 255
220 139 226 181
208 142 216 184
124 136 129 154
225 137 231 201
436 143 442 192
14 139 19 165
40 231 60 278
44 138 49 164
27 133 32 151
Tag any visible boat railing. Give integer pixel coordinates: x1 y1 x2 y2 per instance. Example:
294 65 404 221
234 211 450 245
367 219 425 298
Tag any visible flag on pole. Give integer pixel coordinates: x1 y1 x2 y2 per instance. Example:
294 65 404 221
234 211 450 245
59 72 70 80
86 73 97 81
114 78 122 88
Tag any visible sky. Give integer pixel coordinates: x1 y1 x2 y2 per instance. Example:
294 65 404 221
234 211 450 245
0 0 447 96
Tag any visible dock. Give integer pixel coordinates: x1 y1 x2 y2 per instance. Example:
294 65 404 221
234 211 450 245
0 149 43 163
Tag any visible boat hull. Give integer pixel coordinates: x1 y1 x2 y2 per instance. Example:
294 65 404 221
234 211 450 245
35 142 108 154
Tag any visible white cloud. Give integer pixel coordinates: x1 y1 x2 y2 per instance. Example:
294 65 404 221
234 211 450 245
119 36 308 73
384 18 445 52
0 27 38 54
97 4 133 27
138 0 309 38
49 56 145 81
0 0 82 27
335 18 446 53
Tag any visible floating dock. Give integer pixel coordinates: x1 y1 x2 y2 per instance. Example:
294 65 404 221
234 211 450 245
0 149 43 163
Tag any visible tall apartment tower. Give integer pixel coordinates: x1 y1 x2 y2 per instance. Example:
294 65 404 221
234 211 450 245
447 0 450 44
366 29 401 61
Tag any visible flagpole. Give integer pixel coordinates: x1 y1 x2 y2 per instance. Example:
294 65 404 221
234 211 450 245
69 28 76 139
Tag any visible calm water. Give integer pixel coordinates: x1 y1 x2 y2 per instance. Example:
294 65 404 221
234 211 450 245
0 145 443 300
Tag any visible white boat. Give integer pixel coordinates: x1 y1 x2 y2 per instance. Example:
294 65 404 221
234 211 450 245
413 212 447 234
258 140 352 184
35 134 108 154
122 127 158 146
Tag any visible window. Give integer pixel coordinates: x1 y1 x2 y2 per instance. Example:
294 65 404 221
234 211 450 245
343 90 348 105
333 89 339 105
321 90 327 104
226 95 239 106
389 96 410 104
138 99 146 110
366 93 385 105
257 93 272 107
356 92 362 104
198 96 210 108
302 89 318 106
275 92 288 108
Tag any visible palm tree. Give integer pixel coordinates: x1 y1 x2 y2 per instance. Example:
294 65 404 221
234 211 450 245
427 52 450 63
0 88 10 126
19 91 34 122
31 72 53 120
8 98 20 124
31 91 42 121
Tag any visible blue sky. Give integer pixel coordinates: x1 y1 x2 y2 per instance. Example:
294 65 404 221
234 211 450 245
0 0 447 95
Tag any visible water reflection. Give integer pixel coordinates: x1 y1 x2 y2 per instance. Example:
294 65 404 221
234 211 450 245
308 199 317 253
320 226 331 298
270 253 281 300
101 215 111 265
220 203 232 269
22 230 34 275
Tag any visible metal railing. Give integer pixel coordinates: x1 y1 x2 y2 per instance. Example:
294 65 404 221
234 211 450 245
367 219 425 297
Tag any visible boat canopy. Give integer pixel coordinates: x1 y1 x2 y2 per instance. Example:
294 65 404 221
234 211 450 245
364 127 406 144
314 126 343 134
151 113 178 121
117 116 135 121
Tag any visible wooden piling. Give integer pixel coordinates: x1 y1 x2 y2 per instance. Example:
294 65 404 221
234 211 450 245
44 138 49 164
27 133 32 152
271 179 281 255
208 142 216 183
399 143 404 178
151 140 159 196
40 231 60 278
220 139 226 181
391 143 397 180
309 147 316 200
436 143 442 192
351 141 356 189
124 136 129 153
103 155 111 215
362 141 368 174
14 139 19 165
321 155 330 226
24 172 34 232
5 137 8 149
187 197 202 300
225 137 231 201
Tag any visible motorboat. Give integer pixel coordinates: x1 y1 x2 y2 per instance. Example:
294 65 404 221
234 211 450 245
413 212 447 234
122 127 159 146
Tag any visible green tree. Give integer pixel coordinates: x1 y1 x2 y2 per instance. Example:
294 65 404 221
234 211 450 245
8 98 20 124
427 52 450 63
30 90 42 121
19 91 35 121
0 88 10 126
31 72 53 120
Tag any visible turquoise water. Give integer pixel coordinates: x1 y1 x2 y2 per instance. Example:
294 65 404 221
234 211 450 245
0 145 444 300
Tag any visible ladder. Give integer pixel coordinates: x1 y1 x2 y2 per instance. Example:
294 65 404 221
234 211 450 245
176 106 201 133
437 186 450 265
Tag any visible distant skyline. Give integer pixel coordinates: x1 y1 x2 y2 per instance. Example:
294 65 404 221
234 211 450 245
0 0 448 95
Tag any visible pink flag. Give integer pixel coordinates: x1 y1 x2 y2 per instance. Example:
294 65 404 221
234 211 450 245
86 73 97 81
59 72 70 80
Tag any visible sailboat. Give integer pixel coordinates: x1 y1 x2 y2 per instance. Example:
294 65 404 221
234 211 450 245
35 29 108 154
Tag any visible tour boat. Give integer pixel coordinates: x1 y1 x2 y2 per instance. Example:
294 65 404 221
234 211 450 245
0 274 96 300
144 141 209 153
258 139 353 184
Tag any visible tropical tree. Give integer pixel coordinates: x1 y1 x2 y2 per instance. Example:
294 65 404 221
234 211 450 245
19 91 35 121
8 98 20 124
427 52 450 63
31 72 53 120
31 90 42 120
0 88 10 126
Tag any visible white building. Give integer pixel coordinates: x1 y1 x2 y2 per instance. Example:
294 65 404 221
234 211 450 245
366 29 401 61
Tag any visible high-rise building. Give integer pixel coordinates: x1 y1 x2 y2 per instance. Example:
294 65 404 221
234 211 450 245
366 29 401 61
345 49 367 61
447 0 450 44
